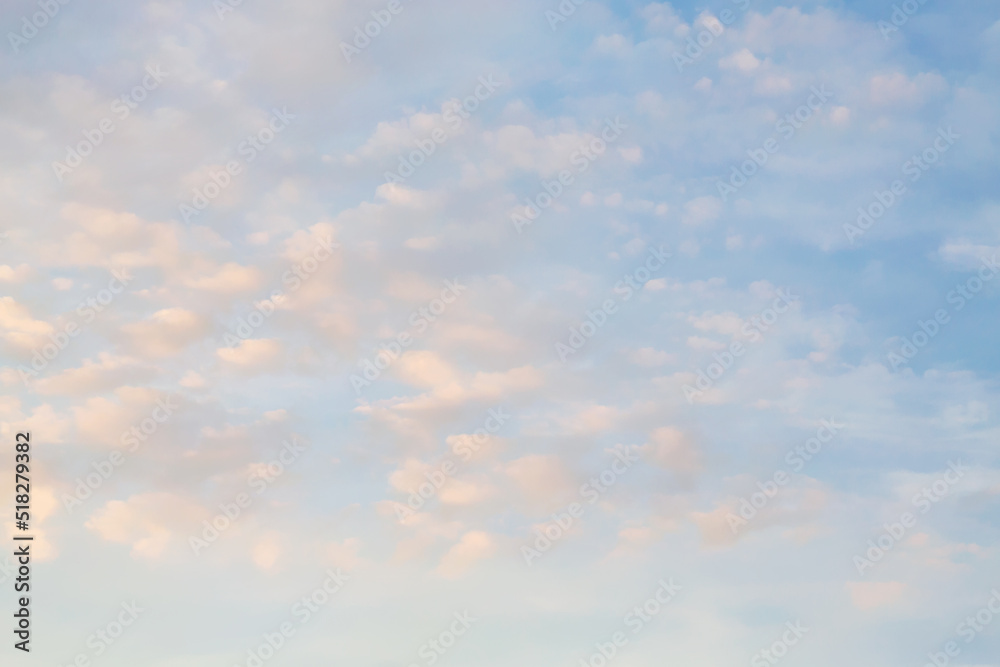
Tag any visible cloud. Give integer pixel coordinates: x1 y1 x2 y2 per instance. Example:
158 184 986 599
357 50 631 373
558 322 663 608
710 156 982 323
394 351 461 389
720 48 761 72
0 264 33 283
437 531 497 578
0 297 53 350
71 386 176 448
0 399 71 443
503 455 575 512
86 493 205 560
629 347 675 366
847 581 907 610
217 338 284 371
251 532 284 571
641 427 702 476
183 262 263 294
122 308 209 358
34 353 152 396
682 196 723 226
486 125 596 177
869 72 948 107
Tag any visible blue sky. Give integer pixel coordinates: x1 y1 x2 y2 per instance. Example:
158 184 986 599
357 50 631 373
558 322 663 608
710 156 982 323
1 0 999 665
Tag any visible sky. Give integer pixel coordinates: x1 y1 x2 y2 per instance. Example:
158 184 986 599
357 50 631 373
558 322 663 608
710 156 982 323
1 0 999 665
